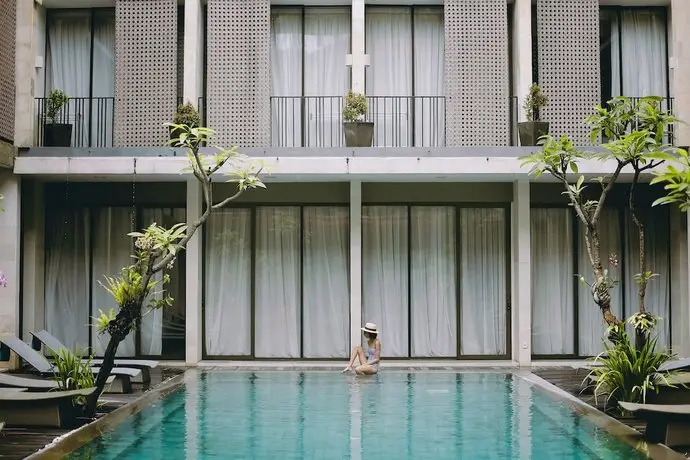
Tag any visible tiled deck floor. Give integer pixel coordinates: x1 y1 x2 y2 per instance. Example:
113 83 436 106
0 367 183 460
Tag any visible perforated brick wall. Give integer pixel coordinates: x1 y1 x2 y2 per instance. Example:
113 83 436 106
207 0 271 147
537 0 600 145
445 0 510 146
0 0 16 142
114 0 178 147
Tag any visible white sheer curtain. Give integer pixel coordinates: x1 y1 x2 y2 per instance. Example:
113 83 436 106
255 207 301 358
624 208 670 348
271 10 303 147
204 209 252 356
410 207 456 357
46 11 91 146
413 9 445 147
578 209 623 356
362 206 409 357
304 8 350 148
91 207 135 357
459 208 507 356
91 11 115 147
610 10 667 98
531 209 575 355
366 8 412 147
44 208 91 352
302 207 350 358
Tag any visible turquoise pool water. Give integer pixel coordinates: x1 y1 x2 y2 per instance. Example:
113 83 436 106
68 372 647 459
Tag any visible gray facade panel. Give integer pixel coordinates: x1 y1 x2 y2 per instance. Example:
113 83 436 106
537 0 600 145
114 0 178 147
444 0 510 147
0 0 15 142
207 0 271 147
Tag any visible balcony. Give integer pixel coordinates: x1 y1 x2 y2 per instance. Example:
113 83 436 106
35 97 115 148
270 96 448 148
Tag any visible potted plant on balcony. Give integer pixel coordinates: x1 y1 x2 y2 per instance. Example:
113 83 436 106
343 91 374 147
518 83 549 147
171 101 200 143
43 89 72 147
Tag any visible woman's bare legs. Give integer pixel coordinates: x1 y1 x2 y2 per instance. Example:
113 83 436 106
343 346 366 372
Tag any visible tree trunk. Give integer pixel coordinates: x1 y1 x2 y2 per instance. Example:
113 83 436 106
584 225 619 327
84 333 122 417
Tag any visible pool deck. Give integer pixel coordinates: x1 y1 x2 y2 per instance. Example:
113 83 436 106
4 362 690 459
0 367 184 460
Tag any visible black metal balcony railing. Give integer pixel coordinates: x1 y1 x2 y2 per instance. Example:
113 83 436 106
270 96 447 148
35 97 115 148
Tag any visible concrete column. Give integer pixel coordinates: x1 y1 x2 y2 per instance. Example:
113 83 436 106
348 0 368 93
512 180 531 366
185 179 203 365
21 180 45 341
350 180 362 349
670 208 689 356
14 0 37 146
0 172 20 367
671 0 690 146
512 0 533 122
183 0 204 106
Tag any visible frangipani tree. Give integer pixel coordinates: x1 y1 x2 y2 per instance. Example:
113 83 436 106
85 125 265 416
521 96 677 347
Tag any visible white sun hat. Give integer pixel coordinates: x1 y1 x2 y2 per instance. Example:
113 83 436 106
361 322 379 334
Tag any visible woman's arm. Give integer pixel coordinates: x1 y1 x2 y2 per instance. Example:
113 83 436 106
368 340 382 365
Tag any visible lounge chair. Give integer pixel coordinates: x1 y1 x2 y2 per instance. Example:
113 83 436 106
619 401 690 447
0 388 95 428
30 330 158 384
0 336 139 394
0 371 115 392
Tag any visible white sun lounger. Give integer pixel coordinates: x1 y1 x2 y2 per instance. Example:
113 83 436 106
31 330 158 384
0 371 115 391
0 336 139 393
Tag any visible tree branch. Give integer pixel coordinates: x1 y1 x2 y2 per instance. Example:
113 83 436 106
592 159 629 225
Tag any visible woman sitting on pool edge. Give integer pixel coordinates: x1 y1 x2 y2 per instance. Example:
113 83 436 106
342 323 381 375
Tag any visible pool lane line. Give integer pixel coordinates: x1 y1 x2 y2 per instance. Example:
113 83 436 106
24 369 188 460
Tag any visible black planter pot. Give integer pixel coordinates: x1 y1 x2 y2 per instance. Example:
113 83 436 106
43 123 73 147
518 121 550 147
343 122 375 147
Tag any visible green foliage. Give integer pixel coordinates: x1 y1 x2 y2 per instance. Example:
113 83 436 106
650 148 690 212
627 311 659 336
173 102 200 128
51 346 95 407
343 91 368 123
586 324 680 411
46 89 69 124
523 83 548 122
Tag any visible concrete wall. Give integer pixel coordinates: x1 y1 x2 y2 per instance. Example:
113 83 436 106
671 0 690 146
0 172 20 366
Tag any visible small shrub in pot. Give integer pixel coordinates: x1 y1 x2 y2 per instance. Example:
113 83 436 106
518 83 549 147
171 102 201 143
43 89 72 147
343 91 374 147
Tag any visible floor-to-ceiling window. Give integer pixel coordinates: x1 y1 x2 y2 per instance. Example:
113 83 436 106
531 198 671 357
203 205 350 358
270 7 351 147
44 9 115 147
361 205 509 358
599 8 669 105
365 7 445 147
43 184 186 359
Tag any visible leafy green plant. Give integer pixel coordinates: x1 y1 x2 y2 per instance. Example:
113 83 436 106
585 323 681 413
523 83 548 122
651 147 690 212
173 102 200 128
46 89 69 124
343 91 367 123
50 346 95 407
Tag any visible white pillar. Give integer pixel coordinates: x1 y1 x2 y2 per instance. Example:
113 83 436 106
0 172 20 368
348 0 368 93
21 181 45 341
350 180 362 349
183 0 204 106
14 0 37 146
185 179 203 365
670 208 689 356
671 0 690 146
512 180 531 366
512 0 533 122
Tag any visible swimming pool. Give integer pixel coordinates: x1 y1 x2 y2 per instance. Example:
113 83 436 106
67 371 648 459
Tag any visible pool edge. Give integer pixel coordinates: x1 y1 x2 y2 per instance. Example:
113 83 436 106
24 370 188 460
521 372 686 460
